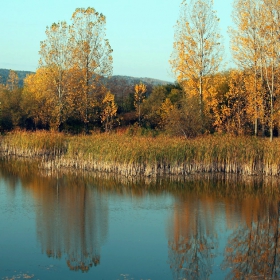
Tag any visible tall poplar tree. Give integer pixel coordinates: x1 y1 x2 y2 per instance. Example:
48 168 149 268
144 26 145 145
70 8 113 133
39 21 71 130
170 0 223 123
230 0 264 136
260 0 280 141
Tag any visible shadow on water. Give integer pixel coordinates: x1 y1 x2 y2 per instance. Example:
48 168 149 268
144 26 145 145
1 157 280 278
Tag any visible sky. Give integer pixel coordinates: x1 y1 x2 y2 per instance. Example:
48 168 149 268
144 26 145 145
0 0 233 82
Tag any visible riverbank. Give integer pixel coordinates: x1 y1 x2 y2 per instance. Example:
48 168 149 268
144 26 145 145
0 131 279 176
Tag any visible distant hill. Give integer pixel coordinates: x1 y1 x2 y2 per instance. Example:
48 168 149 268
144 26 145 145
0 68 172 92
104 75 172 99
108 75 170 86
0 68 33 87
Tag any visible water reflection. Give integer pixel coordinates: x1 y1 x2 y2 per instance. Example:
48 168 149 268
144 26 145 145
1 158 280 278
0 159 108 273
168 195 217 280
167 176 280 280
34 178 108 272
222 199 280 279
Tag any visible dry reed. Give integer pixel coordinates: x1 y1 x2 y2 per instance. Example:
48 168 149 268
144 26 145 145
0 131 279 177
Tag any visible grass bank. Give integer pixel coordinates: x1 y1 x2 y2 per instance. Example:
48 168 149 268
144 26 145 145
0 131 280 176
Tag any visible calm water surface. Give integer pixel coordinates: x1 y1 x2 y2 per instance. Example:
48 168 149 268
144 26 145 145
0 160 280 280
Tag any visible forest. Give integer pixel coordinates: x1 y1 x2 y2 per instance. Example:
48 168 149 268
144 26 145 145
0 0 280 140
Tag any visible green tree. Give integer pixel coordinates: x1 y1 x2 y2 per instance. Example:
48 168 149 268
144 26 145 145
163 95 203 138
142 85 167 128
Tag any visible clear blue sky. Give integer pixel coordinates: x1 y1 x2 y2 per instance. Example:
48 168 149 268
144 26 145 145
0 0 232 82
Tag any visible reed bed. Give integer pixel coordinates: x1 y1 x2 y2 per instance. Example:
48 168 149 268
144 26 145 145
0 131 280 177
0 131 67 158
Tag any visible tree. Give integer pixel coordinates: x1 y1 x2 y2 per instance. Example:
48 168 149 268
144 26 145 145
230 0 267 136
134 83 147 126
100 91 118 132
0 70 24 130
170 0 223 122
39 21 71 131
6 70 19 91
0 87 23 130
259 0 280 141
22 69 58 129
142 85 167 128
244 71 266 135
37 7 113 133
214 70 249 135
70 7 113 133
163 95 203 138
159 98 175 129
105 77 133 113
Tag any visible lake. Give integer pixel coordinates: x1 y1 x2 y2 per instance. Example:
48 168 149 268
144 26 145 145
0 159 280 280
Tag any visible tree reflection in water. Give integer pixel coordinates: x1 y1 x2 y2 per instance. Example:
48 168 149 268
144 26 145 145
222 200 280 279
34 177 108 273
168 194 217 280
0 159 108 273
167 175 280 280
